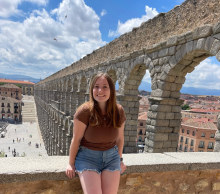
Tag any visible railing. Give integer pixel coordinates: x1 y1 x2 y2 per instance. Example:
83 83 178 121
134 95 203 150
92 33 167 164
7 105 10 108
14 111 18 114
1 111 5 113
138 132 143 135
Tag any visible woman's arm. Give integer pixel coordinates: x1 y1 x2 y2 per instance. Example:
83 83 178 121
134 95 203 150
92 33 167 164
66 119 87 178
116 122 125 158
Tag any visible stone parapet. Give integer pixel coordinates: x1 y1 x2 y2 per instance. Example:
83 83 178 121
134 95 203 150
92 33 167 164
1 153 220 193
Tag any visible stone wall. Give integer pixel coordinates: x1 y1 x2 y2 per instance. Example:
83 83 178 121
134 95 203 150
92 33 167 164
1 153 220 194
38 0 220 83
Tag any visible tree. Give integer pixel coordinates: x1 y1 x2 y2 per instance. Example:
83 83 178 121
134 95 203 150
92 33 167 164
181 104 190 110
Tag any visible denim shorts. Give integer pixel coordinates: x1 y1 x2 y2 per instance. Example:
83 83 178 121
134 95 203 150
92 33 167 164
75 145 121 174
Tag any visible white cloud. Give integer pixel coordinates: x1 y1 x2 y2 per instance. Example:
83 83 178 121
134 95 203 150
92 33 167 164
0 0 106 79
100 9 107 17
0 0 48 18
108 6 158 37
142 58 220 90
184 58 220 90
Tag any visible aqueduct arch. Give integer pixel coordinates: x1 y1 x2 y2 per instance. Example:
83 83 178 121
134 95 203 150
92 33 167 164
35 0 220 155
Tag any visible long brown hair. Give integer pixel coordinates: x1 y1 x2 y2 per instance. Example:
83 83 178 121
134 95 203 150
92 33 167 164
78 73 122 128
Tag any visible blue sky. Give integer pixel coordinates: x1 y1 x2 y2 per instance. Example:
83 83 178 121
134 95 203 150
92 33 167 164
0 0 220 90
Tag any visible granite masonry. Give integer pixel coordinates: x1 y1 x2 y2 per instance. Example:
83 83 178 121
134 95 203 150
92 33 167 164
34 0 220 154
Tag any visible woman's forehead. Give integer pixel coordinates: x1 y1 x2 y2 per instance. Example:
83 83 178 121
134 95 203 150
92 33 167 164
95 76 109 85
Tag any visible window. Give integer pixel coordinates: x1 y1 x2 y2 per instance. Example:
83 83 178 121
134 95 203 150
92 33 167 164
199 141 205 148
198 150 204 152
201 133 206 137
191 140 194 146
187 130 190 134
138 136 142 142
182 129 184 133
140 122 143 126
185 138 188 144
179 145 182 151
139 129 143 135
192 131 195 136
180 136 183 142
184 146 187 152
190 148 193 152
207 142 214 149
5 92 7 94
210 134 215 138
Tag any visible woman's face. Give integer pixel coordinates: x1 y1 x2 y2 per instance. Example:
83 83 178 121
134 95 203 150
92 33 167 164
93 76 110 104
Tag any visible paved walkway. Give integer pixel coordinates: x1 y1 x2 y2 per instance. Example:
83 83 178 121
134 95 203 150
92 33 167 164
0 95 48 157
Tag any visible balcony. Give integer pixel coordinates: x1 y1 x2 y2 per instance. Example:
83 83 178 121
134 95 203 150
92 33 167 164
14 111 18 114
14 106 18 109
1 105 4 107
138 132 143 135
1 153 220 193
7 111 11 114
207 146 213 149
7 105 10 108
1 111 5 113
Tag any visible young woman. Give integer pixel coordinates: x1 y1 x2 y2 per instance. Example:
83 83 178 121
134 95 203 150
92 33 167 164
66 73 126 194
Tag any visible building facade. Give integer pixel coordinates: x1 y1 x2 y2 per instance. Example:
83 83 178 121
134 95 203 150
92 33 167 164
178 118 217 152
0 84 22 100
0 79 34 95
137 112 147 146
0 96 22 122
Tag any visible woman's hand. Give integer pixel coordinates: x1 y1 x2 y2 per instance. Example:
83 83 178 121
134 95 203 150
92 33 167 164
120 161 126 174
66 164 76 179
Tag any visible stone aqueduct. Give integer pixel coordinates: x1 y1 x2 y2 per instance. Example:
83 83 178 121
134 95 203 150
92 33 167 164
35 0 220 155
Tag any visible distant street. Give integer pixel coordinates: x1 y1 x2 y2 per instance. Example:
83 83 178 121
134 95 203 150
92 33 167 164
0 95 47 157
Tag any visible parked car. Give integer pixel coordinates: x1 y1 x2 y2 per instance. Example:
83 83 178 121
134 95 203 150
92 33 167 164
1 132 5 138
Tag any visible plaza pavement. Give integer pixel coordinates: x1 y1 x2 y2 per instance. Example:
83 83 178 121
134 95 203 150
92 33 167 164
0 95 48 157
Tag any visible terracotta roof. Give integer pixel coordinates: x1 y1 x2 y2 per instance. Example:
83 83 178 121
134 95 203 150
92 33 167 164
0 96 20 103
0 83 21 89
138 112 148 120
189 109 220 113
182 118 217 130
0 79 35 85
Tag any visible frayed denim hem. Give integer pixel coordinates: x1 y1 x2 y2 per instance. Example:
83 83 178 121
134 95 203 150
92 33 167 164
103 168 121 173
76 169 101 175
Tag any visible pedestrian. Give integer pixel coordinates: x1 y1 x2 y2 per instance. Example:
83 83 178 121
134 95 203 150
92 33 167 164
13 139 14 143
40 143 41 147
14 148 16 153
17 138 18 142
5 154 7 157
65 73 126 193
12 150 13 154
15 129 16 132
13 152 16 157
8 147 10 151
23 138 24 142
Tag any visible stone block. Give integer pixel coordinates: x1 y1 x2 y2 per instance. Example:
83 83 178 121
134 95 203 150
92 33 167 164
179 59 192 66
150 68 155 77
169 120 181 127
163 141 172 148
170 83 177 91
194 179 209 190
175 49 182 63
180 44 187 58
168 133 179 141
129 107 139 114
127 102 135 108
145 139 163 149
129 136 137 141
172 106 181 112
173 127 180 133
174 113 182 119
169 55 177 68
134 55 144 66
151 81 158 90
215 131 220 141
151 119 169 127
212 182 220 190
159 58 164 66
175 76 186 84
129 120 138 126
144 57 151 68
171 140 178 147
210 39 220 56
146 119 151 125
154 65 161 73
186 41 194 54
131 114 138 120
182 66 195 73
151 89 170 98
128 130 137 136
204 36 215 52
146 125 172 133
167 148 177 152
157 80 172 90
151 105 172 112
167 35 178 46
124 135 129 142
170 91 181 98
151 52 158 60
158 48 169 58
163 63 171 74
166 113 175 120
148 132 169 141
160 73 176 83
168 46 176 55
213 22 220 34
128 142 136 147
213 33 220 40
153 59 159 66
195 38 206 51
124 131 129 135
193 25 213 39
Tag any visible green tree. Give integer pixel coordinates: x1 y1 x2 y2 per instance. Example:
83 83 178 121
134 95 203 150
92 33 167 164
0 149 5 157
0 82 5 85
16 84 22 88
181 104 190 110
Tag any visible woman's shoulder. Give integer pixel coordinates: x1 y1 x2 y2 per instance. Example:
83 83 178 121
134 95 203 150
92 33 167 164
77 102 90 113
116 103 124 110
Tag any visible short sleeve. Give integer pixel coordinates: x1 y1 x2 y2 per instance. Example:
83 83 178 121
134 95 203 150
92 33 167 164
118 105 126 125
74 105 90 126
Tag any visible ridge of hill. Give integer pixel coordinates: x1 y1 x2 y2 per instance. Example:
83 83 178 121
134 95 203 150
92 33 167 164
0 73 40 83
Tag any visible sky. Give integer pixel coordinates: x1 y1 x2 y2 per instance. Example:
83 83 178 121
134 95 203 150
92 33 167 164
0 0 220 90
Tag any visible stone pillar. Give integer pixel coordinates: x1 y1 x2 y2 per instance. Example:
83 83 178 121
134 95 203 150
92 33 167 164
117 94 140 153
70 91 77 119
61 127 67 156
76 91 85 108
144 97 183 153
66 133 72 156
85 93 90 102
57 124 63 155
65 92 70 116
214 115 220 152
54 121 58 155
